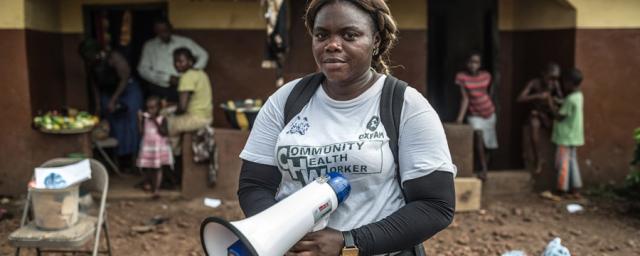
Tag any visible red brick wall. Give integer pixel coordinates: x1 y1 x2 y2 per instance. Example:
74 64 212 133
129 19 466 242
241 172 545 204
575 29 640 185
0 29 91 196
0 30 33 194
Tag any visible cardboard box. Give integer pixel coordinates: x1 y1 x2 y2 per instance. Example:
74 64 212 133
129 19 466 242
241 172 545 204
455 177 482 212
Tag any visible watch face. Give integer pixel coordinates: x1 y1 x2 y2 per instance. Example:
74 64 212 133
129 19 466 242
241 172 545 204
342 248 359 256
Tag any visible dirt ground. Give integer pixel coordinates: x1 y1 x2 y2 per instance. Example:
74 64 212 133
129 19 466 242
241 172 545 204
1 193 639 256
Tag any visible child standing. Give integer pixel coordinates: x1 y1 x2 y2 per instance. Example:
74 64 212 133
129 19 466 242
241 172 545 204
456 52 498 180
552 68 584 197
518 63 564 174
137 96 173 198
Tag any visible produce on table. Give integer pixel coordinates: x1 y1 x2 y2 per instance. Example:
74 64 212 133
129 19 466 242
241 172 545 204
33 109 99 131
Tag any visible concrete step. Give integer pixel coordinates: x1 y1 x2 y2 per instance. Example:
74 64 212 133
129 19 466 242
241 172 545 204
483 170 533 197
107 174 181 201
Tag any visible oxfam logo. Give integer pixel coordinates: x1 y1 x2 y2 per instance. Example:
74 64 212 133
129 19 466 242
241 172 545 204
366 116 380 131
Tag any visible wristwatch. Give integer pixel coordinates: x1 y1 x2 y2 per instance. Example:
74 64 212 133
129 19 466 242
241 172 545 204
341 231 359 256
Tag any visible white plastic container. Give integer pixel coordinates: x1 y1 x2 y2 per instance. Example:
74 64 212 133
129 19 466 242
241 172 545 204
31 183 79 230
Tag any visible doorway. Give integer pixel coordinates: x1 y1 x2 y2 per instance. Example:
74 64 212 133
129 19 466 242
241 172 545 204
82 4 180 191
427 0 498 122
82 3 167 112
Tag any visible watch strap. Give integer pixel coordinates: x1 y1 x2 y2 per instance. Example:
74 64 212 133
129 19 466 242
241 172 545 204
342 231 356 248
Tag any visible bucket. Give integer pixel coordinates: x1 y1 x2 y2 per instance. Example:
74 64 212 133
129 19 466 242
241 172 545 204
220 99 262 131
31 183 79 230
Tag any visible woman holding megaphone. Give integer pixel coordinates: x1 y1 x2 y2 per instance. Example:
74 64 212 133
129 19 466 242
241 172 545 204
238 0 456 255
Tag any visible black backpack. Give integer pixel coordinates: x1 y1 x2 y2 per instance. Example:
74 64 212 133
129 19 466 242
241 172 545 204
283 73 427 255
282 73 408 192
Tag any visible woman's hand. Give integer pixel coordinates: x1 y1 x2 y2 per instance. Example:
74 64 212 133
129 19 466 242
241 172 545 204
107 98 117 113
169 75 180 88
286 228 344 256
538 91 551 100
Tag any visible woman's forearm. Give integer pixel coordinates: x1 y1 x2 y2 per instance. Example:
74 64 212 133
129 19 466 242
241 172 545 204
237 160 282 217
177 92 191 114
352 171 455 255
110 80 127 104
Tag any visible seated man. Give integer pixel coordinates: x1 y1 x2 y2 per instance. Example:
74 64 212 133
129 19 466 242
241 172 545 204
167 47 213 154
138 18 209 103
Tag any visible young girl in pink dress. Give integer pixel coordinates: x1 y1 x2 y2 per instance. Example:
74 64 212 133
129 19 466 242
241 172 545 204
137 96 173 198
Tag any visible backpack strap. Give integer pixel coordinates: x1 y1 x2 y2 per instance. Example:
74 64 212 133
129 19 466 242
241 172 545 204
380 75 408 190
283 73 325 125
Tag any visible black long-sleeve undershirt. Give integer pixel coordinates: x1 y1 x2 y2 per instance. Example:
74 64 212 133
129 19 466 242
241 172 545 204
237 160 456 255
237 161 282 217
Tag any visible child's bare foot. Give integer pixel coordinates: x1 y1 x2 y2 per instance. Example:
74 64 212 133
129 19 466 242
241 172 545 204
569 190 583 199
476 171 487 182
540 190 563 201
534 160 545 175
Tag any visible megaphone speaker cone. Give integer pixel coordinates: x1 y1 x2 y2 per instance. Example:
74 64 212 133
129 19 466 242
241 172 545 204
200 216 258 256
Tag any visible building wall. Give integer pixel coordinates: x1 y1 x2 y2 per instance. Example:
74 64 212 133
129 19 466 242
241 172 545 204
0 0 90 196
494 0 577 171
0 28 32 193
570 0 640 185
0 0 428 195
575 29 640 184
54 0 428 127
4 0 637 194
496 0 640 187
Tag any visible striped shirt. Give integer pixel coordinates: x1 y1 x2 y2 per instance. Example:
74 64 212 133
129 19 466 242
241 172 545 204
456 71 495 118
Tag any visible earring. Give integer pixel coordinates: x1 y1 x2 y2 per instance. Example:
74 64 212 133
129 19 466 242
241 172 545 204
373 47 379 56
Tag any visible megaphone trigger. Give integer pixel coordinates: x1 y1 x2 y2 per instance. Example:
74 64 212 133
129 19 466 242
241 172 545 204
312 217 329 232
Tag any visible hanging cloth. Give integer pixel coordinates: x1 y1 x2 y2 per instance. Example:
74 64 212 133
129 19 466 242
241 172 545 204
119 10 132 47
261 0 289 87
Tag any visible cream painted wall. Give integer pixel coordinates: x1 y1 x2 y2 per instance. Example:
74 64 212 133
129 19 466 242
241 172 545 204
499 0 576 31
25 0 61 32
388 0 427 30
570 0 640 28
499 0 515 30
0 0 25 29
169 0 263 30
58 0 427 33
500 0 640 31
8 0 640 33
60 0 164 33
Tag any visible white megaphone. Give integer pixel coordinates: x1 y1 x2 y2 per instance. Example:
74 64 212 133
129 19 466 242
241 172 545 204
200 172 351 256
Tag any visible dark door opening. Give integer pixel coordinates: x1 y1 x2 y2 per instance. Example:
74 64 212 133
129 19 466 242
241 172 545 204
427 0 498 122
82 3 167 112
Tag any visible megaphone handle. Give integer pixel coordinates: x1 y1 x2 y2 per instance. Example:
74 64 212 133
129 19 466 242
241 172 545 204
312 218 329 232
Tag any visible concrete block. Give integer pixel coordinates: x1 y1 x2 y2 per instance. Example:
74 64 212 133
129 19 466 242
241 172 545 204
483 170 533 197
182 128 248 200
454 177 482 212
444 124 474 177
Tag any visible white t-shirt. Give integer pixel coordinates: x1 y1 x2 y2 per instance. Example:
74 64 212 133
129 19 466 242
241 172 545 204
240 75 456 230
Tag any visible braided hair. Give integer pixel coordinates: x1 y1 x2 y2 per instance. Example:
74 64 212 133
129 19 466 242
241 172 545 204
304 0 399 75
